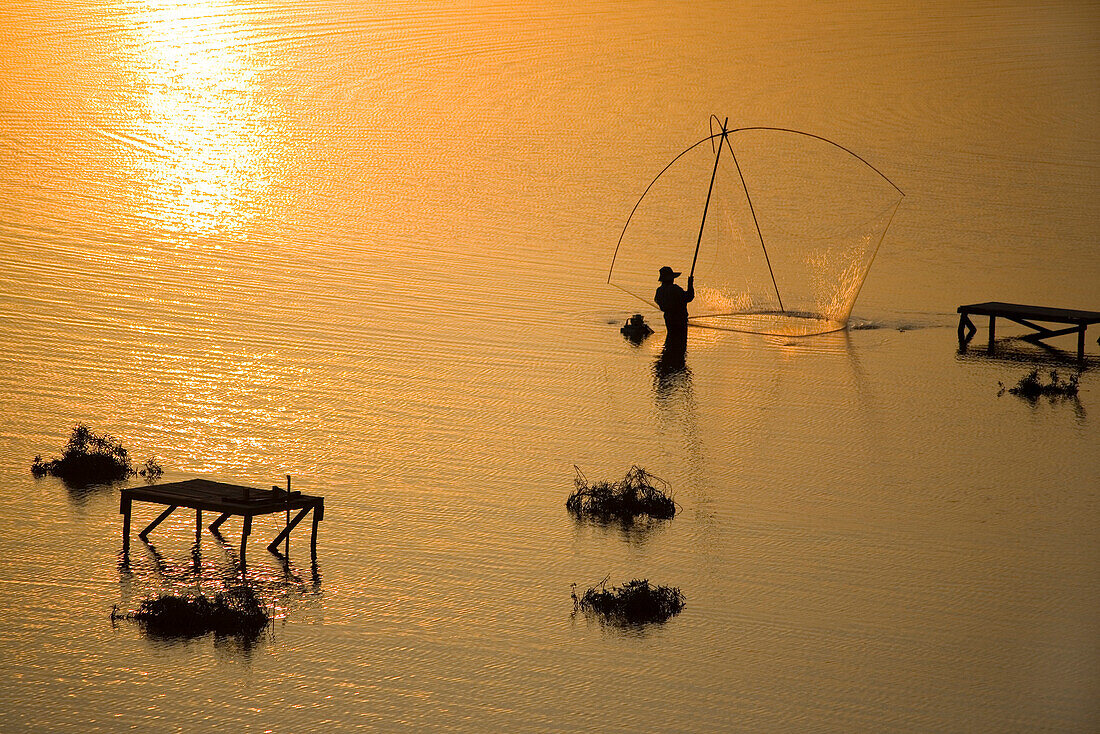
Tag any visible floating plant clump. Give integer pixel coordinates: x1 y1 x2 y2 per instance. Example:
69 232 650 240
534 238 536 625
572 578 685 624
31 424 162 486
566 466 676 521
139 457 164 480
1000 369 1080 400
113 587 269 638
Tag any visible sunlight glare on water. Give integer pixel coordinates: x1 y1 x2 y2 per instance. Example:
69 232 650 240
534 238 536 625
124 0 282 240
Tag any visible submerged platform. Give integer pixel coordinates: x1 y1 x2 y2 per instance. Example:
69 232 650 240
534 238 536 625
120 478 324 565
957 301 1100 360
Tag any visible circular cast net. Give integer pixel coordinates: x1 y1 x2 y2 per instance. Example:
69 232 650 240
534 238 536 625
609 126 904 336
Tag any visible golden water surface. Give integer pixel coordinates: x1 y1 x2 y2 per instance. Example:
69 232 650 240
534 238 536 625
1 1 1097 731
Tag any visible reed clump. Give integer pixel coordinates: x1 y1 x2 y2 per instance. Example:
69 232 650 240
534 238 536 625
572 577 685 624
31 424 162 486
113 587 269 638
139 457 164 480
566 466 676 521
1000 369 1080 400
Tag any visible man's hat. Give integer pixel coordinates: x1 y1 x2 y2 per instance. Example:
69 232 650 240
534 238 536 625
658 266 680 282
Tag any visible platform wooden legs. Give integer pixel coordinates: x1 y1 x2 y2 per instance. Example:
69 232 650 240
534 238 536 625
311 511 320 557
268 506 314 553
266 502 323 560
240 515 252 566
981 316 1089 360
139 505 178 541
208 512 231 533
122 505 321 567
957 313 976 343
121 496 131 557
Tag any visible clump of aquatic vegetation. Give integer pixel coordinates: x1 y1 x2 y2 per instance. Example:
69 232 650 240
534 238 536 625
139 457 164 480
572 577 685 624
112 587 269 638
31 424 162 486
566 466 677 521
999 369 1080 400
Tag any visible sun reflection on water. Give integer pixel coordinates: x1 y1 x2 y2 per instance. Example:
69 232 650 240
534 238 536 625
117 343 330 476
127 0 282 241
104 1 319 476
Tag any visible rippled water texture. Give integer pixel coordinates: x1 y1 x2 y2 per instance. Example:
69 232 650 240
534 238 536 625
1 1 1098 731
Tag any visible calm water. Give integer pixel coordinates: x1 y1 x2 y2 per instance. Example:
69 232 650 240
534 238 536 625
1 1 1098 731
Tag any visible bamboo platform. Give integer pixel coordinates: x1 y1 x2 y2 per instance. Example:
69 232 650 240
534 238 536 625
957 301 1100 360
120 478 323 565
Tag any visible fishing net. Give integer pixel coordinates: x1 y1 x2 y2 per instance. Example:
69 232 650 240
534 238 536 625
609 125 904 336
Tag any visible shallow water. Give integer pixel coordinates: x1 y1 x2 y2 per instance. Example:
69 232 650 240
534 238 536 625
1 1 1098 731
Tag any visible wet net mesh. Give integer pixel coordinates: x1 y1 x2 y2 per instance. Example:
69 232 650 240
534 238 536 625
609 127 903 336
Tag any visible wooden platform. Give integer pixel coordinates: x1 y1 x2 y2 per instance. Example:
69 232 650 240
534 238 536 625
957 301 1100 360
120 478 324 565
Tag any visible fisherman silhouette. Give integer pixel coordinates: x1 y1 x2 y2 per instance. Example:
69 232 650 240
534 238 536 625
654 266 694 346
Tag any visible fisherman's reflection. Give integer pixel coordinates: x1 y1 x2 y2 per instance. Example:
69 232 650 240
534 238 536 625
653 332 691 397
652 331 702 476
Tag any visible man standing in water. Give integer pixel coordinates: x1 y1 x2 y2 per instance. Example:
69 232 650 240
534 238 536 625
654 266 694 345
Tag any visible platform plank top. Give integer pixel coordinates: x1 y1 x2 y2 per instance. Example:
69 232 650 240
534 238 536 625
122 478 322 515
957 301 1100 323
